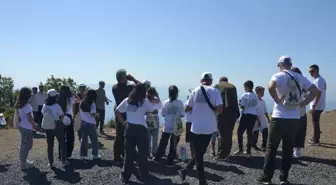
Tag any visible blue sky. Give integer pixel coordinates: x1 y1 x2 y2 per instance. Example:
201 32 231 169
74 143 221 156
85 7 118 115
1 0 335 109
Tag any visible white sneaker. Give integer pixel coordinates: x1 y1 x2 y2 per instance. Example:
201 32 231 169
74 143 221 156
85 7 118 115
21 161 34 170
293 148 302 159
93 155 101 160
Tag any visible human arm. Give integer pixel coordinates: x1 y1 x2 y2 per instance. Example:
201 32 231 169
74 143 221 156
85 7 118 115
115 99 128 124
185 91 194 112
214 89 223 114
127 74 140 84
90 103 97 117
25 105 38 130
144 99 158 114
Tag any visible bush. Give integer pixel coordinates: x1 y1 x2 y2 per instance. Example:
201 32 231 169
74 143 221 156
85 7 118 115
0 107 14 128
107 118 116 128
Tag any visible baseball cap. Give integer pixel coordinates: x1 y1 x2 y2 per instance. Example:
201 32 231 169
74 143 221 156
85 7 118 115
277 56 292 67
79 84 86 88
47 89 58 97
201 72 213 81
142 80 151 86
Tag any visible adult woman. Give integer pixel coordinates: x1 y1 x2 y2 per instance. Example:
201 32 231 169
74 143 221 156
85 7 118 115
292 67 309 158
146 87 162 157
15 87 38 169
57 85 75 158
115 83 157 183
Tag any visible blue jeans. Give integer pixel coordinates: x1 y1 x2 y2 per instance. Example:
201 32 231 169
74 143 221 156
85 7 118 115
80 121 99 157
19 127 34 163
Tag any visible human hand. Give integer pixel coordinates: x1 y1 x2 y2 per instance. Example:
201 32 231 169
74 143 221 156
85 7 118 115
127 74 135 81
32 123 39 131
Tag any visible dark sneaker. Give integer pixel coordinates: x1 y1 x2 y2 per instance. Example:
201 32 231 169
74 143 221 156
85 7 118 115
166 161 175 167
199 180 207 185
234 150 244 155
120 174 129 184
113 158 123 165
261 146 266 151
178 169 187 182
257 175 272 184
244 151 252 158
252 145 262 151
152 157 160 163
215 156 230 162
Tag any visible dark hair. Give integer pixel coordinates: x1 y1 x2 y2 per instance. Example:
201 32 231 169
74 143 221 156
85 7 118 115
291 67 302 75
45 95 58 106
80 89 97 112
57 85 72 112
15 87 32 109
32 87 38 90
127 83 146 107
219 76 228 82
99 81 105 85
255 86 265 93
168 85 179 102
147 87 157 101
116 69 127 81
310 64 319 71
244 80 254 91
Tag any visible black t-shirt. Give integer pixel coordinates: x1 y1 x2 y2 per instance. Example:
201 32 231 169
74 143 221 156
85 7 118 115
112 83 134 106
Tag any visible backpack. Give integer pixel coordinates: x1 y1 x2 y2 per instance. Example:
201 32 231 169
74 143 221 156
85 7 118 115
41 107 57 130
283 71 302 109
146 113 157 129
172 113 184 136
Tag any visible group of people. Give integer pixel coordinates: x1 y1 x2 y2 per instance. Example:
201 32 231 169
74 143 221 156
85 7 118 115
13 56 327 185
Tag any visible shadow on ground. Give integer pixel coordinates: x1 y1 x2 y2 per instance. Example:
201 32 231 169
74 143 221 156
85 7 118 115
23 167 51 185
0 164 11 172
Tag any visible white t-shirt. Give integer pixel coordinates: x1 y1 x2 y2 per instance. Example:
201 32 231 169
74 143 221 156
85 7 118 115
161 99 185 133
80 103 97 124
239 92 259 115
187 86 223 134
253 99 268 131
117 98 156 128
35 92 46 106
41 104 63 119
152 101 163 115
310 76 326 110
66 97 76 116
19 104 33 130
271 70 313 119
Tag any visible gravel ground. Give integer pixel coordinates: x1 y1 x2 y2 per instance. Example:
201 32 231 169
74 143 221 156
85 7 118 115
0 111 335 185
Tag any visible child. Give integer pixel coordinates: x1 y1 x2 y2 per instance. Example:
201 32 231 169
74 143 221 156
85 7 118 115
234 80 259 157
15 87 39 169
80 89 101 160
153 85 185 166
252 86 270 152
41 89 68 167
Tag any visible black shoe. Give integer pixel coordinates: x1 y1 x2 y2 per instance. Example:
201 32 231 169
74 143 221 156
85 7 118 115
119 174 129 184
166 161 175 167
215 155 230 162
252 145 262 151
178 169 187 182
199 180 207 185
261 146 266 151
256 175 272 184
114 158 123 165
152 157 160 163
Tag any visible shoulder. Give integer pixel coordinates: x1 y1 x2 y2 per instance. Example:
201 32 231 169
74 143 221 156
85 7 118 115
271 71 285 80
163 99 170 106
112 84 118 90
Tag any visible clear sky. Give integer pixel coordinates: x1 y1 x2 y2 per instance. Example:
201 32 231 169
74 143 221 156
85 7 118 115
1 0 335 101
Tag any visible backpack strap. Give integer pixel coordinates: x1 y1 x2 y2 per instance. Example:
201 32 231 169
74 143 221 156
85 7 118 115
200 86 216 111
283 71 302 96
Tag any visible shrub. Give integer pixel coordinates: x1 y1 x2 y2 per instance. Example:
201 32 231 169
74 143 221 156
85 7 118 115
107 118 116 128
0 107 14 128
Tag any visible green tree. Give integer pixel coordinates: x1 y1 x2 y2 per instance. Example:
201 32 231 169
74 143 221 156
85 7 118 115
0 75 15 107
40 75 78 92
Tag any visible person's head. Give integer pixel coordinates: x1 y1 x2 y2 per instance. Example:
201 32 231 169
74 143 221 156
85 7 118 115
15 87 32 109
127 83 147 106
255 86 265 98
39 85 44 92
57 85 72 112
78 84 86 94
116 69 128 84
200 72 213 86
80 89 97 112
277 56 292 71
147 87 157 101
219 76 228 82
99 81 105 89
244 80 254 92
45 89 58 106
291 67 303 75
168 85 179 102
32 87 38 94
142 80 151 91
309 64 320 78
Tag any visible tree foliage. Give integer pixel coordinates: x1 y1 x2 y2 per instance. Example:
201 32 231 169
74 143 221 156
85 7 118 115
40 75 78 92
0 75 15 107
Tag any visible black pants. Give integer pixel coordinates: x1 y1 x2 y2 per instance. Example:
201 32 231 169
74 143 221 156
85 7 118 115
217 111 238 158
34 105 43 127
46 122 66 164
237 114 257 152
96 108 105 132
294 114 307 148
154 132 178 164
263 118 299 180
122 123 149 182
253 128 268 148
183 133 212 183
77 129 81 141
311 110 323 143
62 115 74 158
113 114 126 160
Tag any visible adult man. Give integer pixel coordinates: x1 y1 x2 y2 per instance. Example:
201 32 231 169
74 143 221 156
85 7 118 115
31 85 46 129
29 87 39 125
112 69 140 163
308 64 327 146
213 76 240 160
257 56 319 185
178 72 223 185
96 81 110 135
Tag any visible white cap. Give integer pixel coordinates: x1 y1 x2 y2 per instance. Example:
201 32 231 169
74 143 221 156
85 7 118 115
200 72 213 80
47 89 58 97
142 80 151 86
278 56 292 65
